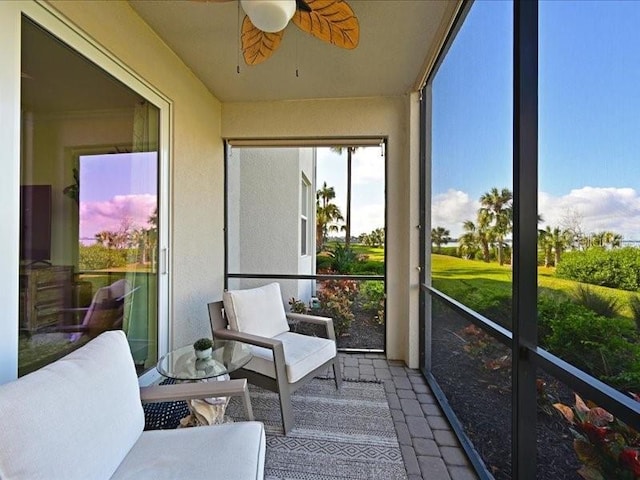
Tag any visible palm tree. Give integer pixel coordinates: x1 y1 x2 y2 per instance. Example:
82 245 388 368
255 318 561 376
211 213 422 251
610 232 623 249
94 230 111 247
431 226 451 253
591 231 606 248
480 187 513 266
316 182 344 251
538 228 553 268
550 227 570 266
476 210 494 262
330 146 359 248
458 223 478 260
461 213 493 262
371 227 385 248
603 231 623 249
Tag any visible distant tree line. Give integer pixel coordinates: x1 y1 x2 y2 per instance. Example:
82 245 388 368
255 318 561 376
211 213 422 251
431 188 625 267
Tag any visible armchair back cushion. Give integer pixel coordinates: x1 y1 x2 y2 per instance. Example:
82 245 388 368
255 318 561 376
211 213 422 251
223 282 290 338
0 331 144 480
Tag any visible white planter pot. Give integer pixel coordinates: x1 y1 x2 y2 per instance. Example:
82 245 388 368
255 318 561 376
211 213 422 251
195 347 212 359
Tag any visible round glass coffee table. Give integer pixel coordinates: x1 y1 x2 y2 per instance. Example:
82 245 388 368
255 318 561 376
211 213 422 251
156 339 252 426
157 339 252 381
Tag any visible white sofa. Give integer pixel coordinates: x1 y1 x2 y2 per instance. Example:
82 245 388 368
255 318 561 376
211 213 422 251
0 331 265 480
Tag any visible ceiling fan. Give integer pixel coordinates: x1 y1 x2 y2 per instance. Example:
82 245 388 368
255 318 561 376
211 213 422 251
193 0 359 65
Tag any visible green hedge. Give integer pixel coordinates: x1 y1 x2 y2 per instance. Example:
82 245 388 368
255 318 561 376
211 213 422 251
537 294 640 391
79 245 128 270
434 246 460 258
556 247 640 291
351 260 384 275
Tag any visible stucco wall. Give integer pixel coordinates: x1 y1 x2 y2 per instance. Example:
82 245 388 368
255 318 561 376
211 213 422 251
222 98 420 366
229 147 316 305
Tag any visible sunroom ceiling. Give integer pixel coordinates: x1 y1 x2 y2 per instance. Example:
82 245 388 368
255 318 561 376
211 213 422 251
128 0 458 102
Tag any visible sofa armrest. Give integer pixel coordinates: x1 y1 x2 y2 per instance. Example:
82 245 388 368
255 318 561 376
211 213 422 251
140 378 246 403
140 378 254 420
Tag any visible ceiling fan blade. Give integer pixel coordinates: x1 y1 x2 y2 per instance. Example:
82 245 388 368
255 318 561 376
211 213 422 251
241 15 285 65
292 0 359 49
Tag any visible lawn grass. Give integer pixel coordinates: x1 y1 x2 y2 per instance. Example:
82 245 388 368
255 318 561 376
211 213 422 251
431 254 638 320
351 244 385 262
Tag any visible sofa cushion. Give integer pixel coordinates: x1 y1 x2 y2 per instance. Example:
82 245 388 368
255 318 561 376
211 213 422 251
0 331 144 480
223 283 290 338
111 421 266 480
246 331 336 383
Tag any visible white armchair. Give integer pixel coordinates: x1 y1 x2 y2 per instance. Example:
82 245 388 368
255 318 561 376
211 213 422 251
208 282 342 434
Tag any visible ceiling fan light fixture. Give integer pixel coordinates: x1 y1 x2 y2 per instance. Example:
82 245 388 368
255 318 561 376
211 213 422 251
240 0 296 33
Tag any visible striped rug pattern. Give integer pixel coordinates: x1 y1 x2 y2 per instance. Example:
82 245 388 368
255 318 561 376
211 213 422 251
226 378 407 480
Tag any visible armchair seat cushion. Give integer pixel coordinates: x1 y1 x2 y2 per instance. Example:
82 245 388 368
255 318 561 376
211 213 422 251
112 422 266 480
246 332 337 383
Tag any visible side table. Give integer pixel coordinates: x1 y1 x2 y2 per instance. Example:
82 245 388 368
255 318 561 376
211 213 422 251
154 339 253 426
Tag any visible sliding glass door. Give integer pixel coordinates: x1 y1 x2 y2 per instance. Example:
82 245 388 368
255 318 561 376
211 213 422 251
18 16 164 376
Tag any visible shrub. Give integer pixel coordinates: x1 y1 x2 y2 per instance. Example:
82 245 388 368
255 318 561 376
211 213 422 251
542 303 640 391
437 246 460 258
553 393 640 480
288 297 309 314
316 255 333 272
630 295 640 333
537 291 576 342
328 244 360 274
556 247 640 291
351 260 384 275
79 245 128 270
316 278 358 336
358 281 385 325
572 284 621 318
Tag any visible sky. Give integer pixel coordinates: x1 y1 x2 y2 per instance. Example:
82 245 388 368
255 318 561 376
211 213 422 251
316 146 385 237
79 152 157 244
431 1 640 240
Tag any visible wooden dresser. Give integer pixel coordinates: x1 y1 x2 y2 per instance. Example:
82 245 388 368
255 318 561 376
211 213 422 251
19 265 73 333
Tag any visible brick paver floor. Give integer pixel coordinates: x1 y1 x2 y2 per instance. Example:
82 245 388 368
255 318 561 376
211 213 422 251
338 353 479 480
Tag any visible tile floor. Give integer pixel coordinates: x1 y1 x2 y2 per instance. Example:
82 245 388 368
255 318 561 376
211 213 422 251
340 353 479 480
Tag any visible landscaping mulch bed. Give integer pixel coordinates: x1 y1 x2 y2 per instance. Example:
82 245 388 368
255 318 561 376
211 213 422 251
291 306 385 351
431 308 581 480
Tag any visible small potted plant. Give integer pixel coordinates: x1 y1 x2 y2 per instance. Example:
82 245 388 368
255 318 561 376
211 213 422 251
193 337 213 359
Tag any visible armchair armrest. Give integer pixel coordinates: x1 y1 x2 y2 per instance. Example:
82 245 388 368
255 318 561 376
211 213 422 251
213 328 287 387
286 312 331 325
213 328 283 350
286 312 337 341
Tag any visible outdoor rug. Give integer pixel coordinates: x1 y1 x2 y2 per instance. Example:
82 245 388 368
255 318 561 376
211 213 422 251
225 378 407 480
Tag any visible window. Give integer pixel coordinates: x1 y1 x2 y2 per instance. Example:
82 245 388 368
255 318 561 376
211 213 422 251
301 176 310 256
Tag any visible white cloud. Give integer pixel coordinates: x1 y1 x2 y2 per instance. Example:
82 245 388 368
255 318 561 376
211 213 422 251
431 189 479 238
352 148 385 184
539 187 640 239
79 194 156 242
351 203 385 236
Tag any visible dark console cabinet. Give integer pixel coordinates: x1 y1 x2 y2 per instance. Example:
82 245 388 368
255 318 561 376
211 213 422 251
20 265 73 332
